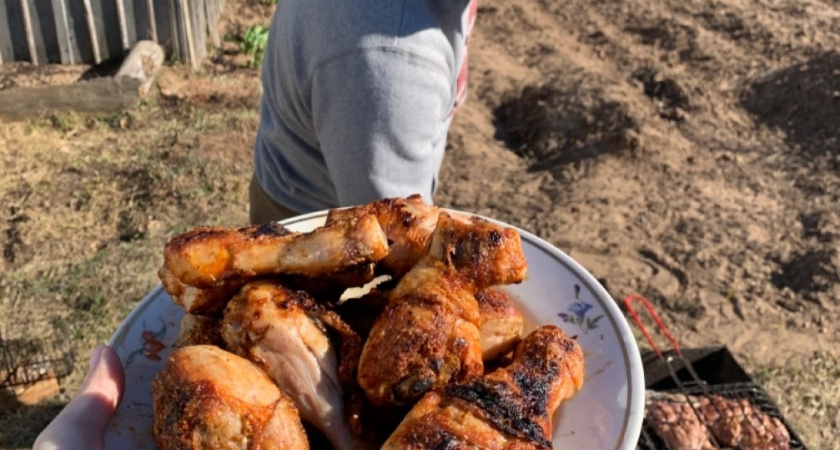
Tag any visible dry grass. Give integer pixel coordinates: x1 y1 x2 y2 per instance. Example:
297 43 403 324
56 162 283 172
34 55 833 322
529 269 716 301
0 84 258 448
753 352 840 448
3 88 837 448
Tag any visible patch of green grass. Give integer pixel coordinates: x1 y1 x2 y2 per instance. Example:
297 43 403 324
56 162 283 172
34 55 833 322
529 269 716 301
49 111 79 133
227 25 270 68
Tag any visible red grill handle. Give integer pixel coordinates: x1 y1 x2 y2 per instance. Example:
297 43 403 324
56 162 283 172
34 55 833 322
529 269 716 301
623 294 682 358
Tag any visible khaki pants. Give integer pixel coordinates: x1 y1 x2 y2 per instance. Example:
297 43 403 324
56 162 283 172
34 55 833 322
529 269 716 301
249 175 300 225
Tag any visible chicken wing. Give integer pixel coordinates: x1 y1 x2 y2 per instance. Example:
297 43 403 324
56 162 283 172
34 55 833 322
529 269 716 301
358 214 527 406
221 281 364 450
152 345 309 450
381 326 585 450
326 194 440 278
159 217 388 312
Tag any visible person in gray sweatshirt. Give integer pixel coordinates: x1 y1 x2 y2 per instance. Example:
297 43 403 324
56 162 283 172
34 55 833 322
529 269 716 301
250 0 478 224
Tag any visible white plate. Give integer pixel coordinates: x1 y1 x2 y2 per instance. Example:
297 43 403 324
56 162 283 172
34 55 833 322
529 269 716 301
104 210 645 449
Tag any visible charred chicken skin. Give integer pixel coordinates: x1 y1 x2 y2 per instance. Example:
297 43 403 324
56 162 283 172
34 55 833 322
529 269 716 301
221 281 364 450
381 326 585 450
358 213 528 406
325 194 440 278
152 345 309 450
426 213 528 288
159 217 388 313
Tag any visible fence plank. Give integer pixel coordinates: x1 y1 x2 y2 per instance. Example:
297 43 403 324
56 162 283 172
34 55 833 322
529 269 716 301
154 0 173 56
169 0 185 63
67 0 94 64
80 0 99 63
115 0 129 51
179 0 196 69
19 0 38 64
190 0 206 64
89 0 122 62
4 0 29 62
0 0 11 64
204 0 220 48
0 0 225 66
31 0 62 63
50 0 73 64
146 0 157 43
127 0 147 42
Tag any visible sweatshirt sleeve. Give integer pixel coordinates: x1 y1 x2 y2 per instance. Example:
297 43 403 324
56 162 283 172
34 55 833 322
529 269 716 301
308 47 453 207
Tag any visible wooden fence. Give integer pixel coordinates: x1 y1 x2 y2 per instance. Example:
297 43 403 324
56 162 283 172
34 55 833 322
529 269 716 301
0 0 223 69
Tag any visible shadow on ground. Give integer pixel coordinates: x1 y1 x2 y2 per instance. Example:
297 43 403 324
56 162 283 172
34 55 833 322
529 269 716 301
0 395 65 449
742 52 840 160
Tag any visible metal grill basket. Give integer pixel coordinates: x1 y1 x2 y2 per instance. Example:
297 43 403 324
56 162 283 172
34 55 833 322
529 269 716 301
624 295 808 450
0 319 75 389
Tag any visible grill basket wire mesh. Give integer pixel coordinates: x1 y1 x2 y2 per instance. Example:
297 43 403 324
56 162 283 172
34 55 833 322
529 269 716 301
0 316 76 389
624 295 806 450
637 382 808 450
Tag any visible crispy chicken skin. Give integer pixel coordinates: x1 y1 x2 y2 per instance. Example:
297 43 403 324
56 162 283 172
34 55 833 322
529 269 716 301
428 213 528 289
335 284 524 362
174 314 223 347
326 195 440 278
358 214 527 406
358 259 485 406
159 265 245 314
159 217 388 312
221 281 364 450
381 326 585 450
152 345 309 450
475 288 525 361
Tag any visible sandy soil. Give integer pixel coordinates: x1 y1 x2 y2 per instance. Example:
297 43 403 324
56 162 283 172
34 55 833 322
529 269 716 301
442 0 840 367
1 0 838 448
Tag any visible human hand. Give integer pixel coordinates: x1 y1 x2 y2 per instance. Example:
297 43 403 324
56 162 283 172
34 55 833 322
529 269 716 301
33 343 126 450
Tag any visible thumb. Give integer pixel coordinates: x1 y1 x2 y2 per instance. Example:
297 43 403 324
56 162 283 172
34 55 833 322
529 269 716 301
34 344 126 450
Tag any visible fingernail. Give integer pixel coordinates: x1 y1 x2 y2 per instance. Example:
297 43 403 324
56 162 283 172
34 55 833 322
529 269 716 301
88 343 106 371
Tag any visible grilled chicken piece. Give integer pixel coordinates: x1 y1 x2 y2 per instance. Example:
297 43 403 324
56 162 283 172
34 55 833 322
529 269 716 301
382 326 585 449
221 281 364 450
326 195 439 278
159 265 245 314
159 217 388 312
427 213 528 289
358 214 528 406
174 314 223 347
335 284 524 363
152 345 309 450
475 288 525 361
358 258 484 406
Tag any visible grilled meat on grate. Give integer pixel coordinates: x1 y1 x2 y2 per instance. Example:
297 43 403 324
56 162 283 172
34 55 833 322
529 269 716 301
646 391 791 450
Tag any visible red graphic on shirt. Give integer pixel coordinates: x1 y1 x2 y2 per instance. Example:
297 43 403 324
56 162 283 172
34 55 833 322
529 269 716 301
452 0 478 115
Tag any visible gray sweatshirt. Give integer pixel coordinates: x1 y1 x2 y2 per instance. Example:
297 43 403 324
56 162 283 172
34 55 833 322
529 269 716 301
254 0 476 213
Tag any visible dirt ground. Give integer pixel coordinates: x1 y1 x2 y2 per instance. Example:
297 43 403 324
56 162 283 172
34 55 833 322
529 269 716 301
0 0 838 448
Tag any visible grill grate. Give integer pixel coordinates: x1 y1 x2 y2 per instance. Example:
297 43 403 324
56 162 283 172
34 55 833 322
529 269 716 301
624 295 808 450
637 382 808 450
0 325 75 389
